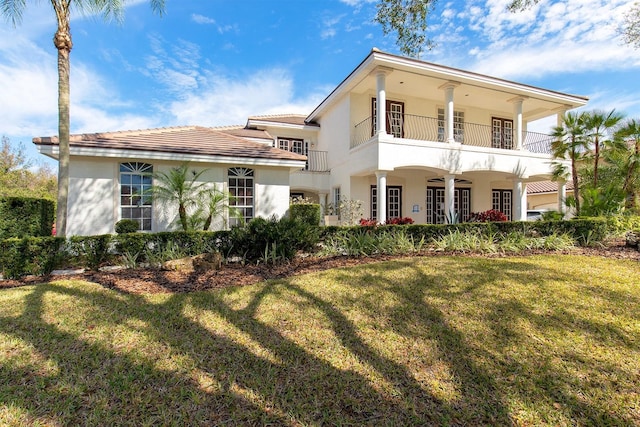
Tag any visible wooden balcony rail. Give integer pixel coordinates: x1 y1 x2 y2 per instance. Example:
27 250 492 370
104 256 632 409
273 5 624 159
352 114 555 155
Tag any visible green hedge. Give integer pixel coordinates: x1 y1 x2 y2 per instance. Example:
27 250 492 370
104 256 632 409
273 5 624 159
0 237 66 279
0 217 616 279
0 197 54 239
289 203 321 226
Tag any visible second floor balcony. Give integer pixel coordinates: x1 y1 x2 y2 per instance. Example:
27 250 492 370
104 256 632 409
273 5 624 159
353 114 555 155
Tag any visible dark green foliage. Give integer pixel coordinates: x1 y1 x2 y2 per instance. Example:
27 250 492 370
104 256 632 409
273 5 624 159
115 219 139 234
0 197 54 239
68 235 114 271
289 203 321 226
221 216 320 262
0 237 65 279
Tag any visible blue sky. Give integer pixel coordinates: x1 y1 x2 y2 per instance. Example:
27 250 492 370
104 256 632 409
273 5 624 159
1 0 639 167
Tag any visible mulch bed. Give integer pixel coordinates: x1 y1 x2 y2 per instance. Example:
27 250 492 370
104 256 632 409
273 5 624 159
2 242 638 294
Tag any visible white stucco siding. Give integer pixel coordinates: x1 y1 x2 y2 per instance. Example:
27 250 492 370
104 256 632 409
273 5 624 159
376 140 554 177
255 168 291 219
67 158 116 236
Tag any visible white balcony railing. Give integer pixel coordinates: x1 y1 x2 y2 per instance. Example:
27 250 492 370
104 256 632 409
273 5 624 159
352 114 555 155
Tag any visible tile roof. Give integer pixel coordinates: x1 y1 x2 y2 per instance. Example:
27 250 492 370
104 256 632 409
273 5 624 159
527 180 575 194
33 126 306 162
247 114 319 127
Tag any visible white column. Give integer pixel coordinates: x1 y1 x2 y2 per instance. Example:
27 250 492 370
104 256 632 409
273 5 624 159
376 171 387 224
444 174 456 222
558 179 567 218
510 97 525 150
439 82 460 144
513 179 527 221
376 70 387 135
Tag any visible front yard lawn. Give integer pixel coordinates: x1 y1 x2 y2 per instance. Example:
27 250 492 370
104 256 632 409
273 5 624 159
0 255 638 426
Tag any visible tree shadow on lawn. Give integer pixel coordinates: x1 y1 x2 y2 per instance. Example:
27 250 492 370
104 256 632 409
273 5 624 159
1 255 637 425
382 256 639 426
0 275 492 425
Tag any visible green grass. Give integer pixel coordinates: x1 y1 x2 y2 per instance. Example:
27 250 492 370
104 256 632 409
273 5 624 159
0 255 639 426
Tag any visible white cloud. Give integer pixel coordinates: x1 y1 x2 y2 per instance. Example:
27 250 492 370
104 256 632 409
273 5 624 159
191 13 216 25
429 0 640 80
167 68 326 126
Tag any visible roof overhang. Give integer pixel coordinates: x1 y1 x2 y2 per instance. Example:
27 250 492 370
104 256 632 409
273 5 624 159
36 144 308 170
306 48 589 122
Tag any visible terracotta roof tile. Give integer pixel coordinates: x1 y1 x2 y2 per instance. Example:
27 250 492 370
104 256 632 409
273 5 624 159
527 180 574 194
33 126 306 162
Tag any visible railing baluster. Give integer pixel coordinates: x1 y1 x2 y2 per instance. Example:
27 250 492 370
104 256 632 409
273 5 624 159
352 114 554 154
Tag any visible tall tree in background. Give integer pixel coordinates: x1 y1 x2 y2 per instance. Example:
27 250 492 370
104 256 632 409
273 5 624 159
621 1 640 48
0 136 57 200
1 0 165 237
551 112 588 216
582 109 625 187
375 0 437 57
614 119 640 210
375 0 640 57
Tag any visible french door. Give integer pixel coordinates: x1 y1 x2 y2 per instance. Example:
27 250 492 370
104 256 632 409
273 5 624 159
492 118 513 149
372 99 404 138
492 190 512 220
426 187 471 224
371 186 402 220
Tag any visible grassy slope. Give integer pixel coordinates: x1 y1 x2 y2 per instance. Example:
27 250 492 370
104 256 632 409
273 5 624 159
0 255 638 426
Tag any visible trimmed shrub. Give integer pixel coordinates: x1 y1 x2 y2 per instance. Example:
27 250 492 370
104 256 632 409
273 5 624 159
68 235 114 270
115 219 139 234
0 197 55 239
289 203 321 226
221 216 320 262
0 236 65 279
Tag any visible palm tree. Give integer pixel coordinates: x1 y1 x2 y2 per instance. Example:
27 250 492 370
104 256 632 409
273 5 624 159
150 163 207 232
551 111 588 216
613 119 640 211
582 109 625 187
1 0 165 237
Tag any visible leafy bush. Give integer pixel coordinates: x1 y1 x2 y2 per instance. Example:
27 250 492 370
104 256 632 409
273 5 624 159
0 197 55 239
0 236 65 279
115 219 139 234
68 235 114 270
468 209 508 222
222 216 320 263
289 203 321 226
321 227 424 256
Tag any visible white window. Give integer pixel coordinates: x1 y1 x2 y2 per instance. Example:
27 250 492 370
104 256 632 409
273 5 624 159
228 167 254 227
437 108 465 143
120 162 153 231
371 186 402 220
276 137 309 169
333 187 341 216
492 189 512 220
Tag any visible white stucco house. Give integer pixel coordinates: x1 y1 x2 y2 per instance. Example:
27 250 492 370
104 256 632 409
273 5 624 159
34 48 588 236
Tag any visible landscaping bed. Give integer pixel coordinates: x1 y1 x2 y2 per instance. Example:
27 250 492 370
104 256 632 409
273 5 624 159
2 239 638 294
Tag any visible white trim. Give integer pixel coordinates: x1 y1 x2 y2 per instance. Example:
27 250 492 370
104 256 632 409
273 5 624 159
307 49 587 122
246 119 319 132
37 145 307 169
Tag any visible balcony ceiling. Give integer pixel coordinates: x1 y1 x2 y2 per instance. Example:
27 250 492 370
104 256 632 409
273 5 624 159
351 69 573 121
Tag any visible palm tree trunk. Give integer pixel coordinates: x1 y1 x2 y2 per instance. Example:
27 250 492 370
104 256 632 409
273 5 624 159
593 136 599 187
55 29 72 238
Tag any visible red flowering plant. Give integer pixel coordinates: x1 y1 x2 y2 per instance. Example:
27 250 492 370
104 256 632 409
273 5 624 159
386 217 414 225
467 209 508 222
359 218 377 226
